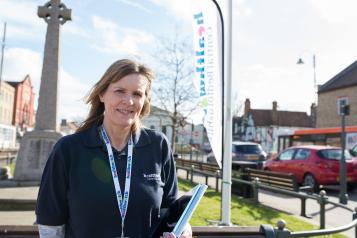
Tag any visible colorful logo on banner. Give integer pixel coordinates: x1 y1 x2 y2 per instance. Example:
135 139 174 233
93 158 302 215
193 2 222 167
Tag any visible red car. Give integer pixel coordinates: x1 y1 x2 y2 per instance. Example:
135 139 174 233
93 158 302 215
263 145 357 191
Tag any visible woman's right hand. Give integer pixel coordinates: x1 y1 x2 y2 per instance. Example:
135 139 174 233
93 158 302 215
161 232 176 238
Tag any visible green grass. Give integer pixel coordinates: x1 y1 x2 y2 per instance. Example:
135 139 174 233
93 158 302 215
178 179 347 238
9 163 15 177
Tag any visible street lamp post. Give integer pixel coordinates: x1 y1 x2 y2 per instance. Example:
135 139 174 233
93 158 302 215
0 22 7 94
339 104 349 204
297 54 317 105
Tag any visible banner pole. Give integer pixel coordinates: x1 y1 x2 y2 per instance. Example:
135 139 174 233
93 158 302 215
220 0 233 225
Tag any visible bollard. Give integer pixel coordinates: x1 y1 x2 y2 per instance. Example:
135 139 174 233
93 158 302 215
274 219 291 238
215 170 220 192
300 197 307 217
190 165 194 183
277 220 286 230
317 190 328 229
353 207 357 238
252 177 259 203
6 153 11 165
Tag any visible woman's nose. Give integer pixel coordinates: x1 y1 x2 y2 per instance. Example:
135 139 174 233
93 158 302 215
121 93 134 104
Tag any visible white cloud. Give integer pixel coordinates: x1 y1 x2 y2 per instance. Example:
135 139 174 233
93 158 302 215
2 48 89 121
116 0 152 14
58 70 90 121
3 47 42 91
310 0 357 23
92 15 118 31
2 47 42 112
5 25 39 39
151 0 251 23
0 0 43 38
90 15 154 56
148 0 161 5
234 64 315 113
149 0 193 23
0 0 39 25
233 0 252 18
62 21 90 39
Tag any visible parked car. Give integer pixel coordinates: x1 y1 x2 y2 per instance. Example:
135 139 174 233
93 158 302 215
263 145 357 192
207 141 267 169
350 144 357 157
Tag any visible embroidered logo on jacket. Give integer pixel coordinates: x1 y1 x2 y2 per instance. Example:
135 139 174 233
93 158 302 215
143 173 161 181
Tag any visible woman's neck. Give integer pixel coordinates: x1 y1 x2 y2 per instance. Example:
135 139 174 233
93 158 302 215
102 120 131 151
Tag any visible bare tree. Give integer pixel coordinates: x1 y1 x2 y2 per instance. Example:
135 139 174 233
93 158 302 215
152 34 198 152
233 94 244 117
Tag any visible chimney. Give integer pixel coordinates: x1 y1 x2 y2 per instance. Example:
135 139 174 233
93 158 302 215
60 119 67 127
272 101 278 125
244 98 251 116
272 101 278 111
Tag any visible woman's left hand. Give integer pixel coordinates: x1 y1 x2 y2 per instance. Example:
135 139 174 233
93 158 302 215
160 223 192 238
179 223 192 238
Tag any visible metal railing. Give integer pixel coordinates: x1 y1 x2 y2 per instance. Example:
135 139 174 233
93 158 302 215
273 215 357 237
233 177 357 237
176 160 357 237
175 159 221 192
0 153 16 165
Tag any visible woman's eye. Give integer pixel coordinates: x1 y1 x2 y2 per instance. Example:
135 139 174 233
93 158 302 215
114 89 125 94
134 92 143 98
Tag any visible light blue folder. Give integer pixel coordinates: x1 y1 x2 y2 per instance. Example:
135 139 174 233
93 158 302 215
171 184 208 237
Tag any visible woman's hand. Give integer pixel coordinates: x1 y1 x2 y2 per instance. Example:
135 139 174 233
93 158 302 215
180 223 192 238
160 224 192 238
161 232 176 238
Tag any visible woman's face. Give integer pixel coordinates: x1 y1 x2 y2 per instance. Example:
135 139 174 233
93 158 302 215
100 73 148 130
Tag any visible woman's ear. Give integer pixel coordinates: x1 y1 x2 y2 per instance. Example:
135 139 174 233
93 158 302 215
99 94 104 102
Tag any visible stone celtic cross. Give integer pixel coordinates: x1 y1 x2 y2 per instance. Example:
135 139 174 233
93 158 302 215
13 0 71 181
36 0 71 131
38 0 71 25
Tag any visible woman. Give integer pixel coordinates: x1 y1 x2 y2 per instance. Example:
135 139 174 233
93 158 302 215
36 59 191 238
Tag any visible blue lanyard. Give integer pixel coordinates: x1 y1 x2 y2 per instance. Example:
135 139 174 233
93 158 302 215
100 126 133 238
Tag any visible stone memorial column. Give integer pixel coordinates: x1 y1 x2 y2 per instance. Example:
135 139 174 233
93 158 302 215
14 0 71 181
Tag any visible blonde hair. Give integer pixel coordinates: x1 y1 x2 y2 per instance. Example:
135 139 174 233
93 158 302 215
77 59 154 133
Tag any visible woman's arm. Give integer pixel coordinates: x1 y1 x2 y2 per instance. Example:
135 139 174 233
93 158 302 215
160 136 192 238
36 138 69 226
38 224 65 238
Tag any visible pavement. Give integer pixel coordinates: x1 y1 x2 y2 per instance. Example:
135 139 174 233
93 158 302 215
0 186 38 226
0 172 356 237
258 189 357 238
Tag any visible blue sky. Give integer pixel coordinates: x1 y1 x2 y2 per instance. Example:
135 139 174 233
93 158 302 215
0 0 357 123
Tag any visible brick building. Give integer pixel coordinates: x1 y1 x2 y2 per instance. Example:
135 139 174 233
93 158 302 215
0 81 15 125
316 60 357 127
7 75 36 131
0 81 16 148
233 99 313 153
